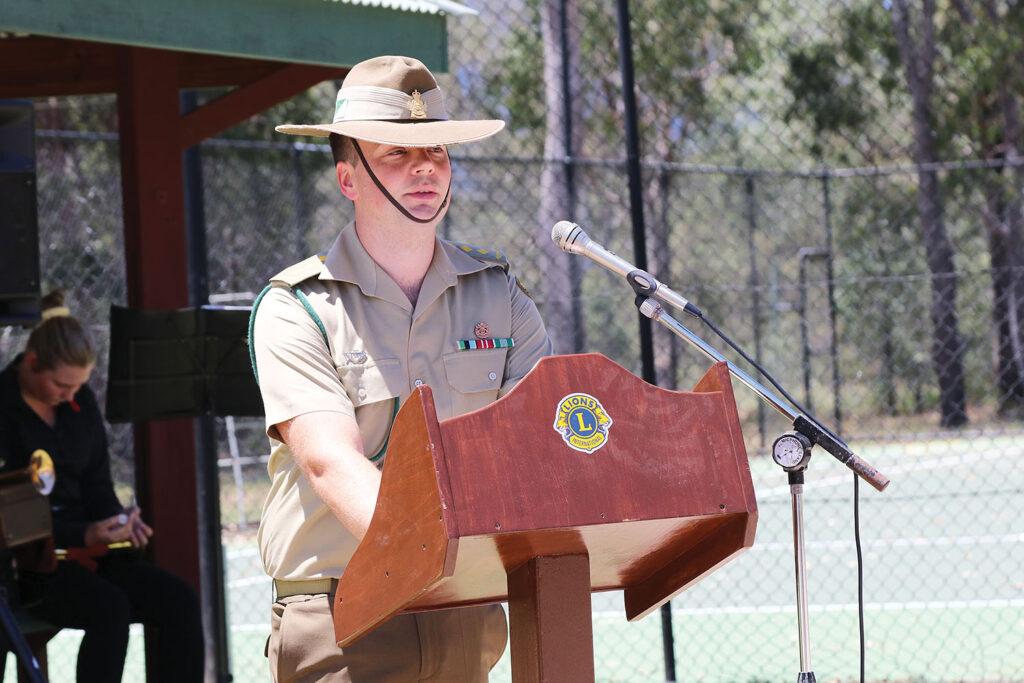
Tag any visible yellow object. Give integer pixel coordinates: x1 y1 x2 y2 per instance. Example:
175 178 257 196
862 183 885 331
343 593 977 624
29 449 55 495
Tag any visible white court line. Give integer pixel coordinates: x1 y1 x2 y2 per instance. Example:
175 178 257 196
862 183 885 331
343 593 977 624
755 532 1024 551
230 623 273 633
756 449 1018 498
226 598 1024 632
225 533 1022 588
226 546 261 559
588 598 1024 619
229 575 272 588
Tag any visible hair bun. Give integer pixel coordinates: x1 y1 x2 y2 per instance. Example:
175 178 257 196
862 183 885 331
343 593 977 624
40 288 67 311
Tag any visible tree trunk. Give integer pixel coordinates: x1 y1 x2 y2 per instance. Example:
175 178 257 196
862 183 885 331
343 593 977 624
645 152 677 388
891 0 968 427
537 0 584 354
985 89 1024 411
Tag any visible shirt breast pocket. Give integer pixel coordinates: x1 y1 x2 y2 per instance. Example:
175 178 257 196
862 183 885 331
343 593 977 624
336 358 403 463
442 349 506 418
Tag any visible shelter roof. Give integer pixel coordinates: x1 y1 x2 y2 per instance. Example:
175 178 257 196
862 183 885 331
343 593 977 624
0 0 472 98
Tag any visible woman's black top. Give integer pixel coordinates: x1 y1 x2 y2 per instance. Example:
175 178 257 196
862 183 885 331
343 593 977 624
0 355 122 548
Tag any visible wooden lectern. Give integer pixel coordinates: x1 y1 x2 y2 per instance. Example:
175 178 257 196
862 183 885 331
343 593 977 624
334 353 757 682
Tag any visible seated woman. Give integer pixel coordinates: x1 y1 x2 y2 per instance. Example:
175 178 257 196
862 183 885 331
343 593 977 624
0 290 204 682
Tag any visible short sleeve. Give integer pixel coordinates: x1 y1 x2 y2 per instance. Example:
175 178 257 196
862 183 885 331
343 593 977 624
499 271 554 396
253 285 355 440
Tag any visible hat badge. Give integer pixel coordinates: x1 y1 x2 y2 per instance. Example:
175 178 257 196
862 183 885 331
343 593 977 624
407 90 428 120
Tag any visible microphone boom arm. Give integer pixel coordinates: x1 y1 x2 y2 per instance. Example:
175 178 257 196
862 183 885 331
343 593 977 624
636 296 890 492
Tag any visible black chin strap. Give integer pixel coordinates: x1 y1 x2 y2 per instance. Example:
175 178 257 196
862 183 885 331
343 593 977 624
351 139 451 224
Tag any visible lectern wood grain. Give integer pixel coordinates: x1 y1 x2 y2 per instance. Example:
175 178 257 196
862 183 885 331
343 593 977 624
333 354 757 680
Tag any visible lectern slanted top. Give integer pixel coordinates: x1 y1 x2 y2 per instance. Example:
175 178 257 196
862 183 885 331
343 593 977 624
333 353 757 651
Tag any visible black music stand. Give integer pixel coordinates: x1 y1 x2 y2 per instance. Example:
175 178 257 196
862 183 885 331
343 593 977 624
106 304 263 421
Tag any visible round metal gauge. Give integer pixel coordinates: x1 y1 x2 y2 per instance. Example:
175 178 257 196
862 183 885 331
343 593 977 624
771 431 812 471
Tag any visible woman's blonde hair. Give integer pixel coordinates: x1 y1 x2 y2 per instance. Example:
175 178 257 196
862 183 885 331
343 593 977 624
25 289 96 370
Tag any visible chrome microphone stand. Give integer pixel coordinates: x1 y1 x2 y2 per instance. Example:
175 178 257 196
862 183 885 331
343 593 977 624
631 293 888 683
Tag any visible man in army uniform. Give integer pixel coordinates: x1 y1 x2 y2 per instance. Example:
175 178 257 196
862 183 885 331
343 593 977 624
251 55 552 681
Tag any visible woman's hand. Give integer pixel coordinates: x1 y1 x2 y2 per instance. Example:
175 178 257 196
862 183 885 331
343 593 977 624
124 507 154 548
83 507 153 548
84 513 133 547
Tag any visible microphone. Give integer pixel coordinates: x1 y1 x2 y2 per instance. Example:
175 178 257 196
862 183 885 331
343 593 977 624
551 221 701 318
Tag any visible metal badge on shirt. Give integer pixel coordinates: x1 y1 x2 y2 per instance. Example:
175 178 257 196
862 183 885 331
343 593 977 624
457 321 513 351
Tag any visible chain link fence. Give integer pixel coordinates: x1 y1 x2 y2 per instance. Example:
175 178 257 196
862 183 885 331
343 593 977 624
5 0 1024 680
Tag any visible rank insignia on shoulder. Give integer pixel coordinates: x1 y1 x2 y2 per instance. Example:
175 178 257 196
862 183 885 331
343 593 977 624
457 338 514 351
450 242 508 267
515 277 533 300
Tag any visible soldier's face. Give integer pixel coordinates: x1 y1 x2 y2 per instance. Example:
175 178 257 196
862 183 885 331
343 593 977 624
344 141 451 223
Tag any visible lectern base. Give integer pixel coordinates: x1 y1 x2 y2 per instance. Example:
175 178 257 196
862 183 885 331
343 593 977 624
507 554 594 683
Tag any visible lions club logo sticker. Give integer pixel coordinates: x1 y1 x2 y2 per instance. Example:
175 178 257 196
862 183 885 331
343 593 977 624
553 393 613 453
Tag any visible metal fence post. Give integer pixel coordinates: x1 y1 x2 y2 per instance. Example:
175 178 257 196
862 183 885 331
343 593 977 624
821 172 842 433
559 0 586 353
182 90 232 683
745 173 766 447
613 3 674 679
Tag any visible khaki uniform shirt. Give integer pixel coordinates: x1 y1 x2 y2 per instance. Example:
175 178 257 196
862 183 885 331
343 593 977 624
254 223 552 580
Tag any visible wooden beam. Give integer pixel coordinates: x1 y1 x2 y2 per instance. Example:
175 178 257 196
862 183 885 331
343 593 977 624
507 555 595 683
0 36 319 98
180 64 346 149
115 45 200 592
0 36 116 98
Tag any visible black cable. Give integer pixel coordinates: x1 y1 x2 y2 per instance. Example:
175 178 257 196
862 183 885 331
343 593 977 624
696 308 869 681
698 312 828 437
855 474 865 683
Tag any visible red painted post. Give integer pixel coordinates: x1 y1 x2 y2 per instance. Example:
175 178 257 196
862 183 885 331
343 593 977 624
115 46 200 592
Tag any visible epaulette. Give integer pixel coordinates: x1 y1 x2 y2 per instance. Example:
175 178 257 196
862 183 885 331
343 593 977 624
449 241 536 300
250 252 329 386
449 241 510 273
270 252 327 287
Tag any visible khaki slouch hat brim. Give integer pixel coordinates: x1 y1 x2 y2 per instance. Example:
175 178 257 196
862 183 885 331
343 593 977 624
275 55 504 147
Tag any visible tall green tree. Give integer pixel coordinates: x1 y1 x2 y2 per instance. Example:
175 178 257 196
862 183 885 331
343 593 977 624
486 0 765 378
942 1 1024 413
890 0 967 426
783 0 973 426
538 0 585 354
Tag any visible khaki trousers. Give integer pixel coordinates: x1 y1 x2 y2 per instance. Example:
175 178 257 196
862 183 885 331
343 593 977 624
268 592 508 682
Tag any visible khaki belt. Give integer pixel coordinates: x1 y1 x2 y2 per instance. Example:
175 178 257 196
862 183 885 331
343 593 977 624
274 578 338 599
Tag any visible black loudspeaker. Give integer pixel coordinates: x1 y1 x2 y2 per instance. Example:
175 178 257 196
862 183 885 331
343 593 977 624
0 101 40 326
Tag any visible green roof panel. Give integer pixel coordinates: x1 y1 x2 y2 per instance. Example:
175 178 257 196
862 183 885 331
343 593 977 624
0 0 470 71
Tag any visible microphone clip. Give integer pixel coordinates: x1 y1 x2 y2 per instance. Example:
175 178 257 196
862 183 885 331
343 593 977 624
626 270 658 298
627 270 702 319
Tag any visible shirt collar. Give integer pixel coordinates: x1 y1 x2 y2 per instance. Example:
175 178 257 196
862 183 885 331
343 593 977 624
318 222 493 305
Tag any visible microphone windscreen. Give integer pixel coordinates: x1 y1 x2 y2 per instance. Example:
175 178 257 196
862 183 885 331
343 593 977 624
551 221 580 250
